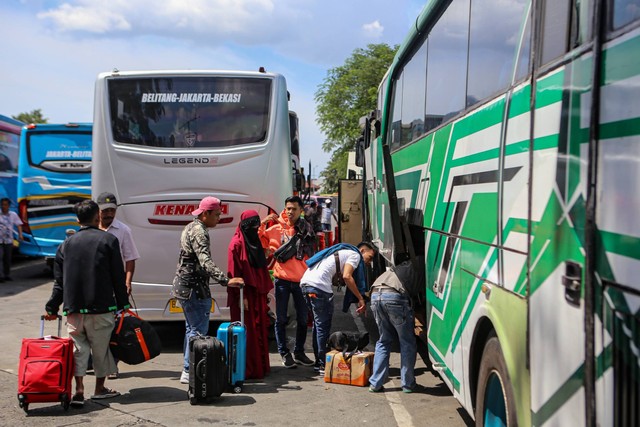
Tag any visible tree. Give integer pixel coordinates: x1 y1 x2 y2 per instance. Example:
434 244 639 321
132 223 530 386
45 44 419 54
13 109 48 124
320 145 350 194
315 43 397 192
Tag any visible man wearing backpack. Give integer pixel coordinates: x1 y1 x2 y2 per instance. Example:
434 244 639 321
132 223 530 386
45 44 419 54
300 242 377 374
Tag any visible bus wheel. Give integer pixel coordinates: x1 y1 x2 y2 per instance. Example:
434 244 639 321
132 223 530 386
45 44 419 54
475 335 516 427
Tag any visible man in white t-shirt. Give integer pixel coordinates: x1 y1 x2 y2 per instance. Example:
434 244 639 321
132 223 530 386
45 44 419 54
97 192 140 379
300 242 376 374
96 192 140 295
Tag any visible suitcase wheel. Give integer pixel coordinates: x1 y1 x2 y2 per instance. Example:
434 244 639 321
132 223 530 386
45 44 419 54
61 393 70 411
18 394 29 413
187 388 197 406
233 385 242 394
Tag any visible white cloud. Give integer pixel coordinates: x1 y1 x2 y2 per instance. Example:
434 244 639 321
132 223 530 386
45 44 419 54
37 3 131 33
362 20 384 39
37 0 289 41
32 0 411 66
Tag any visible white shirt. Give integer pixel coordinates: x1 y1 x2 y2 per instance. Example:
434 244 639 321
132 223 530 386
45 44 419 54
105 218 140 264
321 206 333 224
300 249 361 294
0 211 22 244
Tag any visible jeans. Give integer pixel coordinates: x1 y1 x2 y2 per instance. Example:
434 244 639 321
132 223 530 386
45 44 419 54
369 291 416 390
181 292 212 371
274 278 308 356
302 286 334 366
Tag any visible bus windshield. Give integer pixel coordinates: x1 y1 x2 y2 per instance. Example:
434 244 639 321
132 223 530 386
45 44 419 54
108 77 272 148
27 131 91 171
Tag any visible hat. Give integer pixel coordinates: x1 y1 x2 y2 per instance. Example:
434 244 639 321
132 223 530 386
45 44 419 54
191 196 221 216
97 192 117 210
325 199 332 205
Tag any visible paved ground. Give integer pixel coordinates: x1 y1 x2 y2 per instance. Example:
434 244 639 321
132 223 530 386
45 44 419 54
0 257 473 426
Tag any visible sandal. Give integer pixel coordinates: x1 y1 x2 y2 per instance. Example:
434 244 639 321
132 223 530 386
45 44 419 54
70 393 85 407
91 388 121 400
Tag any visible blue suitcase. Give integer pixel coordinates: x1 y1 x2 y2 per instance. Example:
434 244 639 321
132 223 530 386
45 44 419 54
217 284 246 393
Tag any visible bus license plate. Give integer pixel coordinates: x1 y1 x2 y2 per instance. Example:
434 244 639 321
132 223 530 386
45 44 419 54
167 298 215 313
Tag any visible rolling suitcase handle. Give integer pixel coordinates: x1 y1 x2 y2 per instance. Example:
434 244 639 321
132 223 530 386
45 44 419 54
39 314 62 338
239 283 244 327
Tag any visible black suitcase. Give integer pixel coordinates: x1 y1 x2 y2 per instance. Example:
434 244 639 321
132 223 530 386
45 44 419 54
187 335 227 404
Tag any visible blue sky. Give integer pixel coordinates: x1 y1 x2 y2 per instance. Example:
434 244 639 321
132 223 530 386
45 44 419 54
0 0 425 173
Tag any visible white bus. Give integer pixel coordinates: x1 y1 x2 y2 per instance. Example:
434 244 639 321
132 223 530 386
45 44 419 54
92 69 301 321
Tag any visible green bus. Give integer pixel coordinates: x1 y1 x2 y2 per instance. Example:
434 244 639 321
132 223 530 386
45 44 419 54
359 0 639 425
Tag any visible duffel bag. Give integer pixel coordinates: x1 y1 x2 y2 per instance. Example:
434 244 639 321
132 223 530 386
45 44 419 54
110 309 162 365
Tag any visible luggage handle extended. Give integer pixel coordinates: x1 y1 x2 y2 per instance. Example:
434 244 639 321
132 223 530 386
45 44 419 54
229 283 245 327
238 284 244 327
39 314 62 338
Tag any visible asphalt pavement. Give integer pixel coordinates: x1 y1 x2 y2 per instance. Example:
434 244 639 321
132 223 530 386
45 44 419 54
0 257 472 427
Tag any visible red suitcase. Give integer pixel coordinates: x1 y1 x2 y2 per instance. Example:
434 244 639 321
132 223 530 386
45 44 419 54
17 315 75 413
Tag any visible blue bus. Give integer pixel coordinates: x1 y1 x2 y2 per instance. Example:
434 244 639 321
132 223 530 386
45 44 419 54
17 123 92 260
0 115 23 212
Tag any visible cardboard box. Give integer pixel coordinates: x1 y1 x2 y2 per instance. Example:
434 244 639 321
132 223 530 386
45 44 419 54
324 350 374 386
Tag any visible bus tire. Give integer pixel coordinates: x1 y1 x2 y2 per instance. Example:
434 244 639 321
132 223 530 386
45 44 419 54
475 335 517 427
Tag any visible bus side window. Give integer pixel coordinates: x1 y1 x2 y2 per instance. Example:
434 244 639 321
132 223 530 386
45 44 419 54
425 0 470 132
612 0 640 29
467 0 528 106
0 154 12 172
514 9 532 82
540 0 572 65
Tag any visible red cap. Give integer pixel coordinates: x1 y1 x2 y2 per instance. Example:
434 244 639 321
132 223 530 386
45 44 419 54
191 196 221 216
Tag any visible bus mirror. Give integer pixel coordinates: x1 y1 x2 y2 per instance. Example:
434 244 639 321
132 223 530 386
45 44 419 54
355 136 364 168
293 170 304 192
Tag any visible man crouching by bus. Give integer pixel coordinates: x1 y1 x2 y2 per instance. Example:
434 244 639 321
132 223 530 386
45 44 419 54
258 195 316 369
171 196 244 384
44 200 130 407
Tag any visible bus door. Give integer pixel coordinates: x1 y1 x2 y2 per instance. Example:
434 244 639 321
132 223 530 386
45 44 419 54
337 179 363 245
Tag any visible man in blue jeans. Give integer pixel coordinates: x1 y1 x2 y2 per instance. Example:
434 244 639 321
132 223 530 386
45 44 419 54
368 262 419 393
171 196 244 383
259 196 317 368
301 242 377 374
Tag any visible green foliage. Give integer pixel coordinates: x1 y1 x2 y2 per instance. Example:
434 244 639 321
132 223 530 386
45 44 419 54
320 146 350 193
315 43 397 154
13 109 48 124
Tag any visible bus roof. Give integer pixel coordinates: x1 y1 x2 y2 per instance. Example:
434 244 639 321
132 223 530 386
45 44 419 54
97 69 283 79
23 123 92 132
0 114 25 131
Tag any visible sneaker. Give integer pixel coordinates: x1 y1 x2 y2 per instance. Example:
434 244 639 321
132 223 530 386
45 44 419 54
293 352 314 366
282 353 297 369
313 361 325 376
180 370 189 384
402 384 426 393
369 385 385 393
